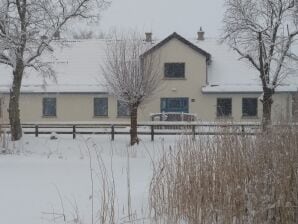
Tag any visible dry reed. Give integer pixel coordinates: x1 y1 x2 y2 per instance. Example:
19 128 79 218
149 127 298 224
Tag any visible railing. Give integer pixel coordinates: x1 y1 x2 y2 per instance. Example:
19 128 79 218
0 122 263 141
151 112 198 121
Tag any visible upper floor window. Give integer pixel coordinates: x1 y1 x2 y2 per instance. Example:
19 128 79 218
242 98 257 117
164 63 185 78
43 97 56 117
117 100 130 117
217 98 232 117
94 98 108 116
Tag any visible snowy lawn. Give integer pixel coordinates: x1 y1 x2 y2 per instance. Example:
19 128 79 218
0 134 179 224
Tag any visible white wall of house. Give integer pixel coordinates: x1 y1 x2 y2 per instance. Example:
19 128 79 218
0 92 292 124
0 94 130 123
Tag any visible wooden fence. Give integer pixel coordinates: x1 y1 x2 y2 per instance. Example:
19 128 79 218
0 122 262 141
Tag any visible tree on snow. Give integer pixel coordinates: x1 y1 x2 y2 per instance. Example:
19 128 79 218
102 32 160 146
222 0 298 128
0 0 109 141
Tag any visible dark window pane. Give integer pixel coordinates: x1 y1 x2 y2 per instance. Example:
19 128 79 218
0 98 2 117
160 98 189 113
164 63 185 78
242 98 257 117
43 98 56 116
94 98 108 116
117 100 130 117
217 98 232 117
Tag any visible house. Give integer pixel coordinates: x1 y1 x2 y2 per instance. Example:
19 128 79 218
0 31 297 123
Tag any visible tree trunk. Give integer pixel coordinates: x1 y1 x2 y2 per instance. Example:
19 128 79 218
130 105 139 146
262 87 274 130
9 63 24 141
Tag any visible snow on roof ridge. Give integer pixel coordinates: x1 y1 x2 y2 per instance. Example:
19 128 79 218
0 33 296 94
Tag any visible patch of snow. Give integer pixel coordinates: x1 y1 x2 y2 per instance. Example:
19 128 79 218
0 135 178 224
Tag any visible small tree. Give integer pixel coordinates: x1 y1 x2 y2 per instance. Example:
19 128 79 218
0 0 109 141
222 0 298 128
102 32 160 146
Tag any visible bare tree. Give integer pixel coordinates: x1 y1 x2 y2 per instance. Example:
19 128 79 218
102 32 160 146
0 0 109 141
222 0 298 128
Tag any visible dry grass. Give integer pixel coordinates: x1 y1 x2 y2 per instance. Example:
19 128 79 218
149 127 298 224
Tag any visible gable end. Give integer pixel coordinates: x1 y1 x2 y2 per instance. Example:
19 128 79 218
142 32 211 62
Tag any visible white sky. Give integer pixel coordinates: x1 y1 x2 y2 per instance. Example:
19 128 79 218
98 0 225 39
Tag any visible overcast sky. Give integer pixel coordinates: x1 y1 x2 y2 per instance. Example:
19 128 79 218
98 0 225 39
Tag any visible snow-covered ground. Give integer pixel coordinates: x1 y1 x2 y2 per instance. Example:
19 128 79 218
0 134 178 224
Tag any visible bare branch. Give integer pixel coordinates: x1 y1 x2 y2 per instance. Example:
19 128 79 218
102 31 161 145
0 0 110 140
223 0 298 125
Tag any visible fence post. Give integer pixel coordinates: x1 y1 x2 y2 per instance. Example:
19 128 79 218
111 125 115 141
35 125 38 137
73 125 76 139
241 125 245 136
151 125 154 141
192 125 196 140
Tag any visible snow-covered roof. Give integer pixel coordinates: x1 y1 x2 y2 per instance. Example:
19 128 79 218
192 38 298 93
0 39 109 93
0 33 297 94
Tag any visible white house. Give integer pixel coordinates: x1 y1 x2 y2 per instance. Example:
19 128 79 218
0 32 297 123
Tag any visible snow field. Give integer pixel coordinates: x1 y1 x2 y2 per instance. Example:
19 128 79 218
0 134 178 224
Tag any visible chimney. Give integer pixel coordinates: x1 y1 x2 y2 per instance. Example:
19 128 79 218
197 27 205 40
145 32 152 42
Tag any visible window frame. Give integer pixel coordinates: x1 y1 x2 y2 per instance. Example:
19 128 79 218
42 97 57 117
0 98 2 117
160 97 189 113
242 98 258 117
216 98 232 118
94 97 108 117
117 100 130 117
164 62 185 79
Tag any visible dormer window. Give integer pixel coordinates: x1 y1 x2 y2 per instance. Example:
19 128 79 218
164 63 185 78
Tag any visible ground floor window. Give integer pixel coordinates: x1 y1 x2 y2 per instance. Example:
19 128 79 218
43 97 56 117
0 98 2 117
242 98 258 117
217 98 232 117
94 98 108 116
160 98 189 113
117 100 130 117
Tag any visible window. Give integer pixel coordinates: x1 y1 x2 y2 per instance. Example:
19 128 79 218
94 98 108 116
117 100 130 117
0 98 2 117
164 63 185 78
217 98 232 117
43 97 56 117
161 98 189 113
242 98 258 117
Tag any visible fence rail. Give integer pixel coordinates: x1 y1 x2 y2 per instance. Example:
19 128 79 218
0 122 266 141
